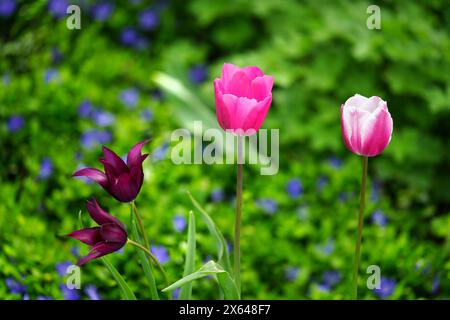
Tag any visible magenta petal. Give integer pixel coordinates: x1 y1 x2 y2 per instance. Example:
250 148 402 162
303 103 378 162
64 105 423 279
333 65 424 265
360 108 393 156
249 96 272 133
108 173 138 202
67 227 102 246
221 63 239 85
242 66 264 80
127 140 149 169
101 146 129 174
72 168 108 187
227 71 252 98
100 223 127 243
251 76 273 101
86 199 124 227
77 242 122 266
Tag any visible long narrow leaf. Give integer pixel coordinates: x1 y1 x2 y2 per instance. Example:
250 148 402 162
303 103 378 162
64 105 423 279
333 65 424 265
187 191 232 273
101 257 137 300
130 209 159 300
162 261 239 300
179 211 196 299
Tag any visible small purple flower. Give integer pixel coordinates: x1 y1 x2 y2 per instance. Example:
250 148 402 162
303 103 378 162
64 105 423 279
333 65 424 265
120 27 139 47
370 180 382 202
323 270 341 287
172 288 180 300
80 129 112 149
316 176 328 192
374 277 396 299
189 64 208 84
316 283 331 292
151 245 169 265
51 47 63 64
44 68 59 83
141 108 154 121
7 115 24 132
119 88 140 108
59 284 81 300
78 100 93 118
6 278 27 294
255 198 278 215
39 157 53 180
85 285 102 300
432 276 440 295
286 179 303 198
328 156 342 169
91 109 115 127
48 0 68 19
37 295 54 300
22 294 30 300
153 143 169 161
372 209 387 227
0 0 16 17
56 261 72 276
71 246 80 258
285 267 300 281
91 2 113 21
173 215 187 232
210 188 224 202
316 238 334 256
139 8 159 30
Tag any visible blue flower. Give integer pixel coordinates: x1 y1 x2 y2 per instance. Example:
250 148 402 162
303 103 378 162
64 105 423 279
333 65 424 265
119 88 140 108
91 2 113 21
22 294 30 300
316 238 334 256
371 209 387 227
91 109 115 127
151 245 170 265
55 261 72 276
120 27 145 48
323 270 341 287
85 285 102 300
286 179 303 198
6 278 27 294
316 283 331 292
39 157 53 180
173 215 187 233
141 108 154 121
80 129 112 149
48 0 68 19
51 47 63 64
327 156 342 169
0 0 16 17
153 143 169 161
37 296 54 300
44 68 60 83
432 275 440 295
210 188 224 202
189 64 208 84
139 8 159 30
370 180 382 202
71 246 80 257
172 288 180 300
78 100 93 118
59 284 81 300
316 176 328 192
7 115 24 133
374 277 396 299
284 266 300 281
255 198 278 215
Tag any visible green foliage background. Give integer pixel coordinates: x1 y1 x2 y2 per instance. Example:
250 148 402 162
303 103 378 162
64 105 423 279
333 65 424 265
0 0 449 299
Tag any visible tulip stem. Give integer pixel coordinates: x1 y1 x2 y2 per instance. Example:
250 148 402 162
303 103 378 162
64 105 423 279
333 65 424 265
127 238 169 285
131 201 150 250
353 156 368 299
234 135 244 298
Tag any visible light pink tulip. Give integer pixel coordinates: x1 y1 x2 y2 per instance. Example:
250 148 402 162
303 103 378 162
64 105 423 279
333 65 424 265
214 63 274 135
341 94 393 157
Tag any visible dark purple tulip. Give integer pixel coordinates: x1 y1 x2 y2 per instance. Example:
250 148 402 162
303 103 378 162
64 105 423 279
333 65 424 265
73 140 149 202
67 199 127 266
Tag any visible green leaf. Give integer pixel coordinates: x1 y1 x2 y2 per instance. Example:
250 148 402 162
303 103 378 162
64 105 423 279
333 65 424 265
162 260 239 300
101 257 137 300
130 207 159 300
187 191 232 273
179 211 196 299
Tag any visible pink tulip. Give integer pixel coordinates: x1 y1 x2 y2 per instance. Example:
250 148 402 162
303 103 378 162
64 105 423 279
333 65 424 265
214 63 274 135
341 94 393 157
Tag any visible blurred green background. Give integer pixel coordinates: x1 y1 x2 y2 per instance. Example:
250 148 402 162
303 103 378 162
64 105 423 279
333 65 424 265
1 0 449 300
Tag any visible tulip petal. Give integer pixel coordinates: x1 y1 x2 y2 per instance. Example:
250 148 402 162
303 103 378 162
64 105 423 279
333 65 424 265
246 95 272 133
360 107 393 157
345 94 381 113
77 242 123 266
214 79 231 129
127 140 149 169
72 168 108 187
242 66 264 80
86 199 124 227
108 173 139 202
101 146 129 175
227 71 252 98
221 63 239 85
341 106 371 155
251 76 274 101
100 223 127 243
67 227 102 246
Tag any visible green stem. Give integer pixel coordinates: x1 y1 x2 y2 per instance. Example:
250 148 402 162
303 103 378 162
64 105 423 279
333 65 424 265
127 238 169 286
353 156 368 300
131 201 150 250
101 257 137 300
234 135 243 298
